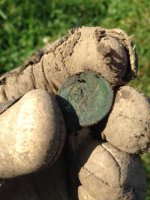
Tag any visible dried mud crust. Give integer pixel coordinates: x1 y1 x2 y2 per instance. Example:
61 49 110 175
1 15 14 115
0 27 137 103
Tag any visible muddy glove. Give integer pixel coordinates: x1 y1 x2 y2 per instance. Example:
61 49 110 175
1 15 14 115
0 27 149 200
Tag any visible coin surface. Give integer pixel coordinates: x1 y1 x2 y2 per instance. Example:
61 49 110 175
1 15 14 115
57 71 114 131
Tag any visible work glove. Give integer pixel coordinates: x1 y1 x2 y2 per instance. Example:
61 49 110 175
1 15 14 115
0 27 149 200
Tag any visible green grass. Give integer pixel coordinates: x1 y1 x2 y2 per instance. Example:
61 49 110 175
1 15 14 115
0 0 150 198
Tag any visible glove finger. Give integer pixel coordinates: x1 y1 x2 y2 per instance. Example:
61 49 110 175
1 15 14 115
0 27 137 104
69 129 146 200
102 86 150 154
0 89 66 178
78 140 146 199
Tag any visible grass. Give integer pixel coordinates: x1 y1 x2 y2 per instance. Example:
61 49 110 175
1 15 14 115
0 0 150 198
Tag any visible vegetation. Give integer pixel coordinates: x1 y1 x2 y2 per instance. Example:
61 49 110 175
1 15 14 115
0 0 150 198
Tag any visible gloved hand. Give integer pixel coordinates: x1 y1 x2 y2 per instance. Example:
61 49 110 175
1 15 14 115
0 27 149 200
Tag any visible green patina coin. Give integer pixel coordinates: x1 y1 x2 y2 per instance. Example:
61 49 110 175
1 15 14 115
56 71 114 131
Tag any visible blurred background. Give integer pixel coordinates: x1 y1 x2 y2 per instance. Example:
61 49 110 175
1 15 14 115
0 0 150 198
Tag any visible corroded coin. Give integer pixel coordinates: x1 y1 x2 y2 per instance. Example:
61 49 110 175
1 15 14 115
57 71 114 131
